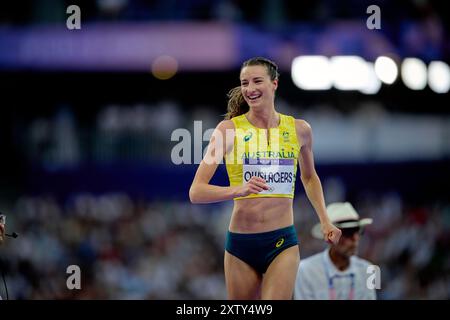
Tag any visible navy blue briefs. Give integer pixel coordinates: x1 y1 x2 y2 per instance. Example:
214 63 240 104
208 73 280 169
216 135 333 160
225 225 299 274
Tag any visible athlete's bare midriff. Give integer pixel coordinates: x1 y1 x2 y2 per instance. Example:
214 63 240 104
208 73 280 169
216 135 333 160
229 197 294 233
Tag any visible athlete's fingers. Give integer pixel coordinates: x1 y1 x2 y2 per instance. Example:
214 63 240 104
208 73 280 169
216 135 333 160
251 186 264 192
249 185 264 193
248 180 269 190
249 176 267 184
327 229 341 245
248 177 269 189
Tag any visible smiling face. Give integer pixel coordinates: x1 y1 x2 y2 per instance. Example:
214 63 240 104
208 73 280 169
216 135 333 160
240 65 278 110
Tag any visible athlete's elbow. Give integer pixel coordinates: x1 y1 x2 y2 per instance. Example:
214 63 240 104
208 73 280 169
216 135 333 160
301 172 318 186
300 174 312 186
189 185 201 204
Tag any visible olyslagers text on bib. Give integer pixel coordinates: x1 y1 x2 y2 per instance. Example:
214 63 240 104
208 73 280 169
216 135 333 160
242 158 295 195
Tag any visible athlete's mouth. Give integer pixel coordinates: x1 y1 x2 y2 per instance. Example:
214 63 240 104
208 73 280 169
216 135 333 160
247 93 262 101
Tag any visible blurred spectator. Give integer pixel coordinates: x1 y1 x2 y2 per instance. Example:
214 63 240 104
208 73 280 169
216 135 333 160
0 190 447 299
294 202 376 300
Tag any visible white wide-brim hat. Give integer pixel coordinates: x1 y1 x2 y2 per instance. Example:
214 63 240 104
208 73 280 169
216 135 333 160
311 202 373 239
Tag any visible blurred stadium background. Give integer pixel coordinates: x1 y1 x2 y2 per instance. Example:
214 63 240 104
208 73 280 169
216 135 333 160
0 0 449 299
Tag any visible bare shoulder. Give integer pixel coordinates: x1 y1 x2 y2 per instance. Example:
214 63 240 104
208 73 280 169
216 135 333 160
295 119 312 134
212 120 235 152
216 119 235 133
294 119 312 146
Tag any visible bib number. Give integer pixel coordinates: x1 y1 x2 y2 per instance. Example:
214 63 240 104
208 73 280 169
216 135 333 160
243 158 294 195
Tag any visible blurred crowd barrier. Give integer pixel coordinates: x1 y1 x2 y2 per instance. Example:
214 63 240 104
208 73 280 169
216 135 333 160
0 194 230 299
22 102 450 167
2 0 446 28
1 19 446 71
0 189 449 299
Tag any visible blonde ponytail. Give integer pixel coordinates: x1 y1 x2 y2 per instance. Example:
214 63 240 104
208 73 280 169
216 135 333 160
225 86 248 120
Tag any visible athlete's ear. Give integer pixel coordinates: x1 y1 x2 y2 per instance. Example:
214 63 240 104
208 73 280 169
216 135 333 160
272 79 278 91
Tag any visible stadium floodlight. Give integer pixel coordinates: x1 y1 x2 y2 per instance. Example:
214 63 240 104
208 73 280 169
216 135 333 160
151 55 178 80
401 58 427 90
428 61 450 94
374 56 398 84
291 56 332 90
359 62 382 94
330 56 371 91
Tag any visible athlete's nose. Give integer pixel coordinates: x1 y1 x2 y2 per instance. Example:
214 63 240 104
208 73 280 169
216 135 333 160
246 82 258 93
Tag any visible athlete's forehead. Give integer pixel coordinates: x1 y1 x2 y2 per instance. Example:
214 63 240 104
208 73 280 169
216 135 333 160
240 65 269 81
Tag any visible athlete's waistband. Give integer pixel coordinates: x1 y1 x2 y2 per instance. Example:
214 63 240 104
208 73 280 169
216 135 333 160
227 225 296 240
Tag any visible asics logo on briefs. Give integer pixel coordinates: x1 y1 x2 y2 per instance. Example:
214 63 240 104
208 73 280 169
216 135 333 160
243 132 253 142
275 238 285 248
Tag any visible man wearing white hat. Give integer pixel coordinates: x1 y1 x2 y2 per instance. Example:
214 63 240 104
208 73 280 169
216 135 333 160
294 202 376 300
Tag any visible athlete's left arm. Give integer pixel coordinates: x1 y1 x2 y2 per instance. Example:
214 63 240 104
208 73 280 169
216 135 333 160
295 119 341 244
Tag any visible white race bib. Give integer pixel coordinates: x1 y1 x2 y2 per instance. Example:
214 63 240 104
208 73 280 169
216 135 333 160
242 158 295 195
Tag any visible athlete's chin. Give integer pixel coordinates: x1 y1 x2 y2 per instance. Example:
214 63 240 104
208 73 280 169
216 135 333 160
247 99 263 108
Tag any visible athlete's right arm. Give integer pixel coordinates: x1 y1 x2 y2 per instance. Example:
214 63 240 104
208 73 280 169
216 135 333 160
189 120 268 203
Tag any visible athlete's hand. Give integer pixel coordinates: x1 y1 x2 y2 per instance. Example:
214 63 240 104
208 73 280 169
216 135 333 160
235 176 269 197
321 222 341 245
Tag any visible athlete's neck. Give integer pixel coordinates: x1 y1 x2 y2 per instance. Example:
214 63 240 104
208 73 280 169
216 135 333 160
329 247 350 271
246 108 279 129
